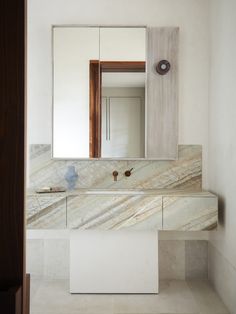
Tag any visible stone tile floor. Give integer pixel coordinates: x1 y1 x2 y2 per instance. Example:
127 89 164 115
30 279 229 314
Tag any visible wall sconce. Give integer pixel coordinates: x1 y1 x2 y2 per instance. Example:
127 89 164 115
156 60 171 75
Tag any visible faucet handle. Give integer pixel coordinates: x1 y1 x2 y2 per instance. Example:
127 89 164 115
112 170 119 181
124 168 133 177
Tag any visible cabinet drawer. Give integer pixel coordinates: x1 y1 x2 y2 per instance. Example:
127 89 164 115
67 195 162 230
162 196 218 231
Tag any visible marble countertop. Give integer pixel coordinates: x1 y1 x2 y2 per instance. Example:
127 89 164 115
27 188 218 231
27 189 217 198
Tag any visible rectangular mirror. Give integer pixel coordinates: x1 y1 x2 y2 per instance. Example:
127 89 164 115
53 26 146 159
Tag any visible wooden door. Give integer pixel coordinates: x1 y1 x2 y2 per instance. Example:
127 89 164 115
0 0 28 313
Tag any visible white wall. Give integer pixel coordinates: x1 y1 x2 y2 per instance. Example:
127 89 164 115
208 0 236 312
27 0 210 186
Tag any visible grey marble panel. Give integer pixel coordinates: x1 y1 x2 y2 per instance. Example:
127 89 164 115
159 240 210 280
27 191 218 231
28 144 202 191
185 240 208 279
44 239 69 279
159 240 185 280
27 195 67 229
26 239 44 278
163 196 218 231
67 195 162 230
27 144 205 230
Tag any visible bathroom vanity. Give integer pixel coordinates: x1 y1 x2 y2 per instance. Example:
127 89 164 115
27 188 218 293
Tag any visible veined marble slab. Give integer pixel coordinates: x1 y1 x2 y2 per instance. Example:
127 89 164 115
27 195 66 229
26 190 218 231
163 196 218 231
27 144 212 230
29 145 202 191
67 195 162 230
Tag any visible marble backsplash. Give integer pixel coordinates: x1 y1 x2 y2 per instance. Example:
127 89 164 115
29 145 202 191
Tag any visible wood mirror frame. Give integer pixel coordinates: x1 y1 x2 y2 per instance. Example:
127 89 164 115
89 61 145 158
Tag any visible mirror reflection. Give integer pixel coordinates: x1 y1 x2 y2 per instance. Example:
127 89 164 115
101 71 145 158
53 26 146 159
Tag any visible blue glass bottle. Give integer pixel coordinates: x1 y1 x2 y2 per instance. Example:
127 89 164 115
64 165 78 190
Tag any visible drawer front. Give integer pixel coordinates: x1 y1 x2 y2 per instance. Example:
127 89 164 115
27 195 67 229
67 195 162 230
162 196 218 231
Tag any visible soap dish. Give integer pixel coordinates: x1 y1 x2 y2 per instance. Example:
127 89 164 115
36 187 66 193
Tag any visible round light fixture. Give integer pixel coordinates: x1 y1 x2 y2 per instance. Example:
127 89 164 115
156 60 171 75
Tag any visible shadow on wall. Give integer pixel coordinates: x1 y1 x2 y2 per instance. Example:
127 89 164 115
218 195 226 226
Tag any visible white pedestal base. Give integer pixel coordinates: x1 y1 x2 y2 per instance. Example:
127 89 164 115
70 230 159 294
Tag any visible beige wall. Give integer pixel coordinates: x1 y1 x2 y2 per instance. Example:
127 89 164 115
209 0 236 312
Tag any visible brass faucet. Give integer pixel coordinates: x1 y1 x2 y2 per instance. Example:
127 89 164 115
112 170 118 181
124 168 133 177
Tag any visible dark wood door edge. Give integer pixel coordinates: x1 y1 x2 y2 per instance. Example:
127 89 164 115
100 61 145 72
89 60 101 158
0 286 22 314
25 275 30 314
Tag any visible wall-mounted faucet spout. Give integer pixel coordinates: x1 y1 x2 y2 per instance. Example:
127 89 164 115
112 171 118 181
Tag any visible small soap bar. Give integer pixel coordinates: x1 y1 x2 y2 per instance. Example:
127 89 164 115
42 186 51 191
